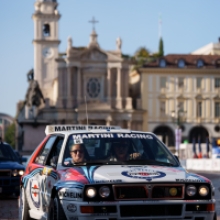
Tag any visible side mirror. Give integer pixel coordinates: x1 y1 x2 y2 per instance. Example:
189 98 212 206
22 157 28 163
174 155 180 164
50 156 58 168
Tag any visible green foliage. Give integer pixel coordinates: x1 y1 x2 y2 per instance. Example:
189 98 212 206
158 37 164 57
5 123 16 148
135 47 150 58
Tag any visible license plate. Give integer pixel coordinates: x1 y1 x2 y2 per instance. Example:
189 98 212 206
0 187 2 193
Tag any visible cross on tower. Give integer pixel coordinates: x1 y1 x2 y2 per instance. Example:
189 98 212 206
89 17 99 30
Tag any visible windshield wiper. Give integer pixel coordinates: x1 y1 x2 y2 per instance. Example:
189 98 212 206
125 159 176 167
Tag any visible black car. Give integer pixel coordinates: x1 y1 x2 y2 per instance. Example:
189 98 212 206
0 142 25 197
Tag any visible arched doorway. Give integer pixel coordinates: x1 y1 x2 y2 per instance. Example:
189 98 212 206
189 126 209 143
153 126 174 147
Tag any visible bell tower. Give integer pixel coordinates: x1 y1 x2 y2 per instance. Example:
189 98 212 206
32 0 61 104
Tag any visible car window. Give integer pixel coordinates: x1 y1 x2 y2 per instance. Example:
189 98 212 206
45 136 64 167
34 136 57 165
63 132 178 166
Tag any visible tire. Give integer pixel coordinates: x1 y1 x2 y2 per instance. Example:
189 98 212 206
19 187 31 220
47 195 67 220
213 211 217 220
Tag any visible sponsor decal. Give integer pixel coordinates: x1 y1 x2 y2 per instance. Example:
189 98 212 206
50 125 120 132
67 204 77 212
95 179 122 183
71 133 153 140
30 179 40 208
176 179 203 182
59 190 82 198
122 168 166 181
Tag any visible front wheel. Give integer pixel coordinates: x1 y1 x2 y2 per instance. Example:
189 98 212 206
19 187 31 220
47 195 67 220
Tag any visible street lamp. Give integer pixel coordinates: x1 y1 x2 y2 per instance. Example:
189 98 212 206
171 109 187 157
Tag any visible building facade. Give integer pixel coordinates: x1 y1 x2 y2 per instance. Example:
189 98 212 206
16 0 144 153
131 54 220 150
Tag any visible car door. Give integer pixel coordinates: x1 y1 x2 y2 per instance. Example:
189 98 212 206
40 135 64 212
27 135 57 214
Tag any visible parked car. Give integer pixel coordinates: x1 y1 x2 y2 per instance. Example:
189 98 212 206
19 125 216 220
0 142 25 197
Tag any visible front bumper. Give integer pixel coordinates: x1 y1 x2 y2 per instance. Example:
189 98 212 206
61 199 216 220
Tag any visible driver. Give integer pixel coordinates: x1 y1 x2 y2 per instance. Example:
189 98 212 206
64 143 87 165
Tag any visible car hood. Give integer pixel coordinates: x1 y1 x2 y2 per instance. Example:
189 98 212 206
62 165 210 184
0 160 25 170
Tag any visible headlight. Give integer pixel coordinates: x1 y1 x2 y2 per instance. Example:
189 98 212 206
18 170 24 176
186 185 197 196
199 185 209 196
12 170 18 176
99 186 110 198
86 187 96 198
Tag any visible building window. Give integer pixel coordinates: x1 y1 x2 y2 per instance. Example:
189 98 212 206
159 59 166 68
0 119 2 124
178 59 185 68
197 59 204 68
197 101 202 117
43 24 50 37
215 102 220 117
178 77 184 88
197 77 202 88
215 78 220 88
178 101 184 112
160 101 166 116
160 77 166 88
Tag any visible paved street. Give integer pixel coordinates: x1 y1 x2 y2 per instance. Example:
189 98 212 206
0 195 18 220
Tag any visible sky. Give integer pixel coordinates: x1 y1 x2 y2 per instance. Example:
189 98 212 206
0 0 220 117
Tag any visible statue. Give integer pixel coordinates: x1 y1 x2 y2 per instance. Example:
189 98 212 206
25 70 45 107
116 37 122 51
67 36 73 50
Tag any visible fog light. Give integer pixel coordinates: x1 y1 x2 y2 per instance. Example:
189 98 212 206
169 187 177 196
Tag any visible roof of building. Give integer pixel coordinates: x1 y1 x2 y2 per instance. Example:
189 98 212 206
142 54 220 69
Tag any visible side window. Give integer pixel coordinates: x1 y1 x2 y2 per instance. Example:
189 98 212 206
45 136 64 167
34 136 57 165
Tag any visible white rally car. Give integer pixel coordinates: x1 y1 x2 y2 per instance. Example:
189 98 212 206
19 125 216 220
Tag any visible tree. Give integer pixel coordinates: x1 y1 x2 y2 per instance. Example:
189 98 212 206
158 37 164 57
5 123 16 148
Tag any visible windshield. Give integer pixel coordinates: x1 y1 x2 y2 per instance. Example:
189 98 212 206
63 132 179 167
0 143 17 161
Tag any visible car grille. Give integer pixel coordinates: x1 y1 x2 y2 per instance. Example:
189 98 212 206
113 184 184 200
0 170 11 177
0 170 19 187
120 204 182 217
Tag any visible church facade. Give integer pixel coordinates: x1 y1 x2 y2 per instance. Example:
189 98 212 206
16 0 144 153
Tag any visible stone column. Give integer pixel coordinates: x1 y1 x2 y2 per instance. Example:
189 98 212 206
107 68 111 105
116 67 122 109
56 68 63 107
77 67 81 105
126 120 131 129
106 115 112 126
67 67 72 108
